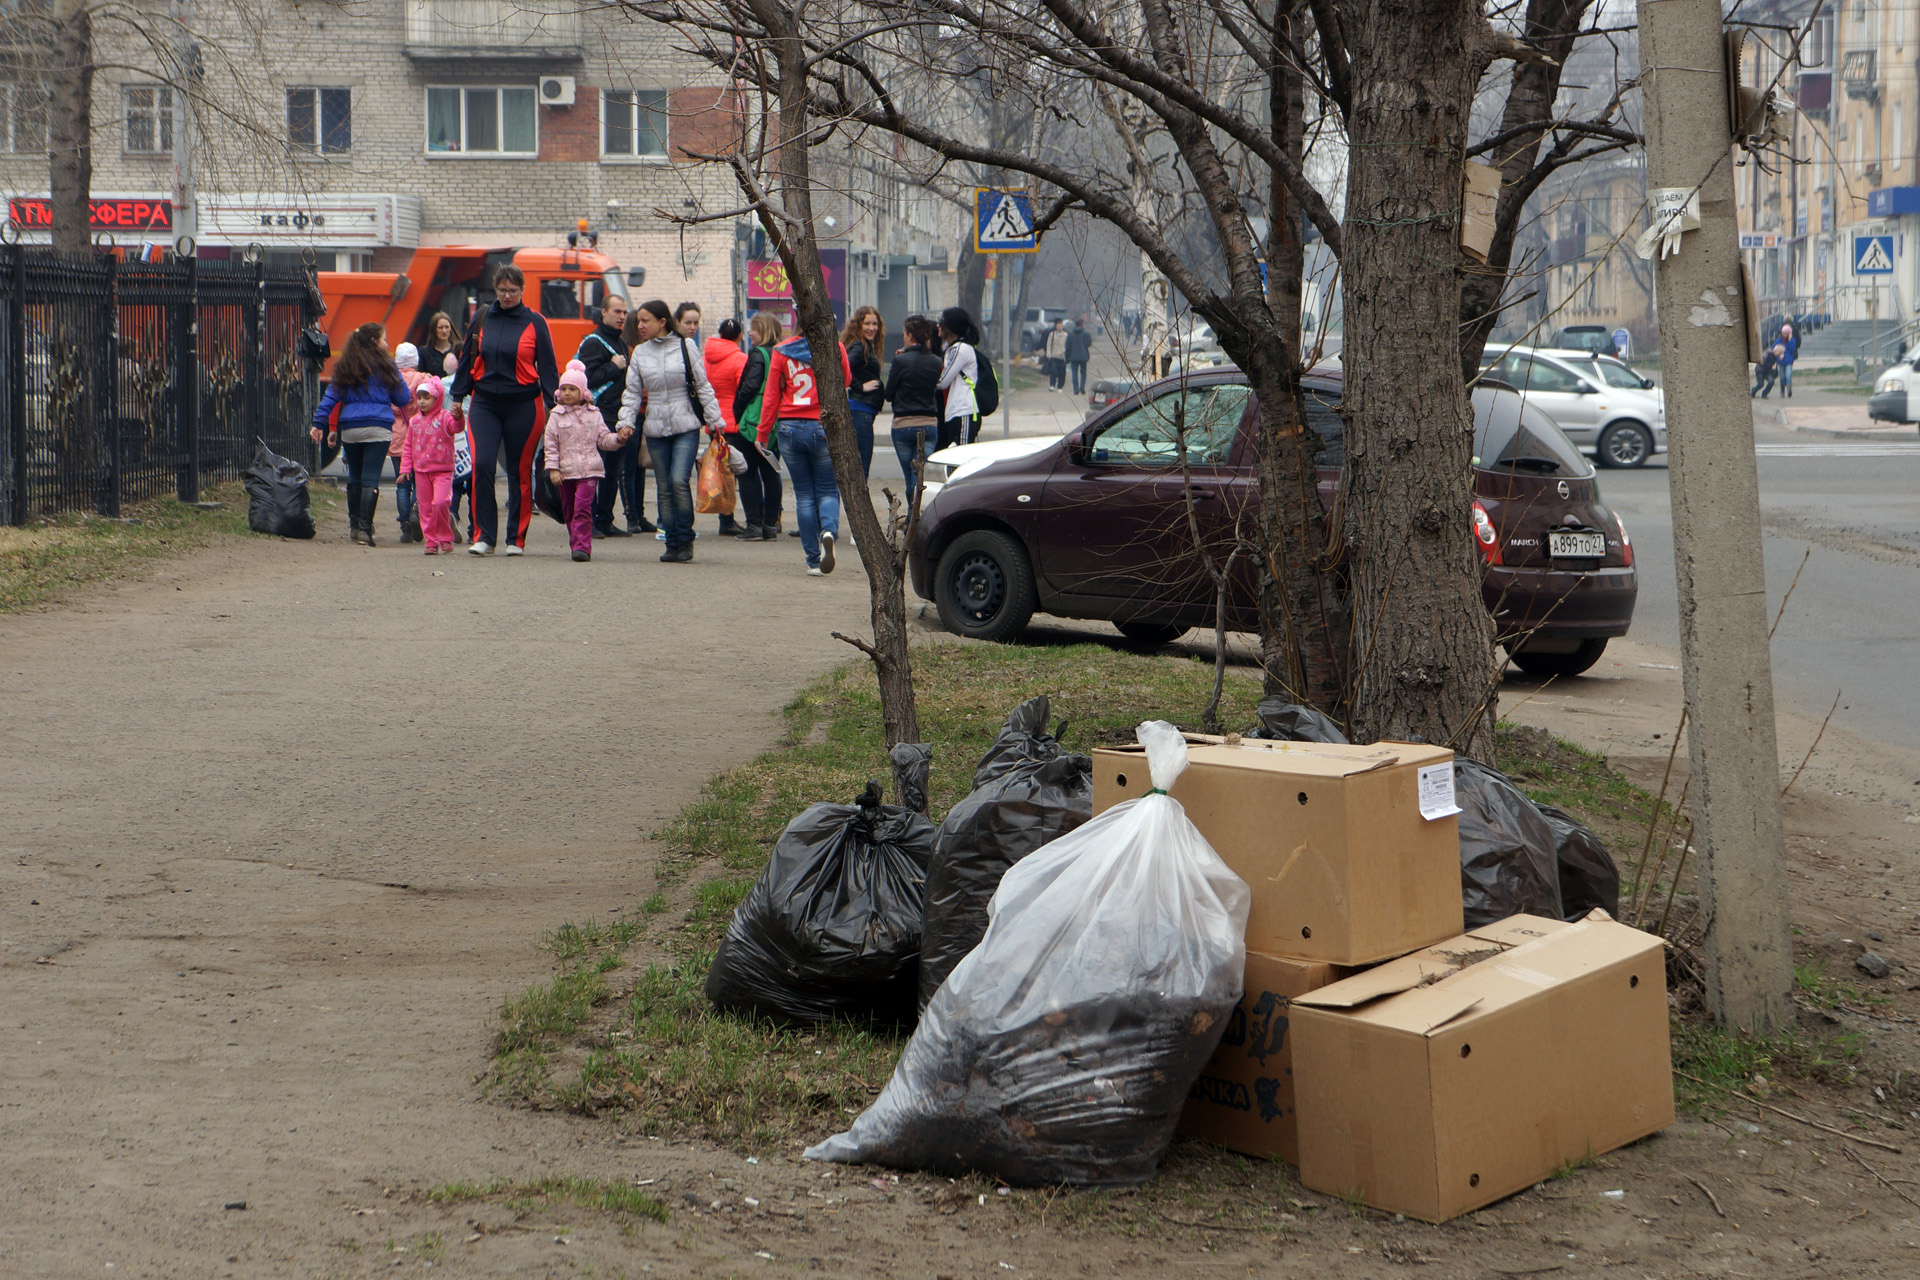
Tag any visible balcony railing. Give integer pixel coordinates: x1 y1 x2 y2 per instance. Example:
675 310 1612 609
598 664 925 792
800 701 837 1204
404 0 583 54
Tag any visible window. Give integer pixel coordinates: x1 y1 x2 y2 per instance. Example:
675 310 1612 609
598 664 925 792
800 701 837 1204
1593 359 1649 391
1087 385 1251 467
1 82 47 153
125 85 173 154
602 89 667 158
426 86 537 155
1305 384 1344 466
287 87 351 155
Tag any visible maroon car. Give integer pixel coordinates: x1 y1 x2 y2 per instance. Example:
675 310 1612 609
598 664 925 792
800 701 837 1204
908 366 1637 678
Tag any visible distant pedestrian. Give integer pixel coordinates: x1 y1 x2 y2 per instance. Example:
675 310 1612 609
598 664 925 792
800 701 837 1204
730 313 785 540
617 299 725 563
401 377 462 554
936 307 982 449
1777 322 1798 398
1064 319 1092 395
1045 319 1068 391
1751 344 1781 398
761 328 853 575
310 322 413 547
886 313 944 502
704 318 750 536
578 294 648 537
423 311 462 378
544 360 632 562
450 265 559 556
842 305 886 478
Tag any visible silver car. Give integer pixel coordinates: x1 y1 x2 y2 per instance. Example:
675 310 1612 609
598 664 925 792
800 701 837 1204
1479 346 1667 468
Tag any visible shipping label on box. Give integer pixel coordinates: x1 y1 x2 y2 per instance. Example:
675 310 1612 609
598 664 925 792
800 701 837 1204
1290 912 1675 1223
1093 737 1463 965
1178 951 1351 1164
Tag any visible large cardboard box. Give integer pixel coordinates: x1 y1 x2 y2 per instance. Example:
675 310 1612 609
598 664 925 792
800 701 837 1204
1093 737 1463 964
1290 913 1674 1223
1178 951 1352 1164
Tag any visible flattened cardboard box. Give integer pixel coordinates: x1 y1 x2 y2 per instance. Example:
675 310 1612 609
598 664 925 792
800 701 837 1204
1290 913 1674 1223
1178 951 1353 1165
1093 736 1463 964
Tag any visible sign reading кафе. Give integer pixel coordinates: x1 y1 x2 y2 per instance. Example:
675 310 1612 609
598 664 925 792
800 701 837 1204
8 197 174 233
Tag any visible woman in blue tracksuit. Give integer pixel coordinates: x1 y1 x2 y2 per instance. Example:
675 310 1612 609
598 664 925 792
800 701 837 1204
310 322 413 546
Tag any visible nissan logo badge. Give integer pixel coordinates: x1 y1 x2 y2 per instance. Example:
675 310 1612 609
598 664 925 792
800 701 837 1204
1557 480 1571 499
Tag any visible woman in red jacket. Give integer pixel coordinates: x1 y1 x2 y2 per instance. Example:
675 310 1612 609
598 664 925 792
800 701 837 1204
761 332 852 575
449 265 559 556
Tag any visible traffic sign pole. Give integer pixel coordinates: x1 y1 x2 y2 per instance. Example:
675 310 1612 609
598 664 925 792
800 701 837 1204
976 187 1039 439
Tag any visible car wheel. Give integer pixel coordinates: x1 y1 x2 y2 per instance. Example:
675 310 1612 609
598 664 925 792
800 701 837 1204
1508 638 1610 679
1115 621 1190 647
935 530 1037 642
1597 421 1653 469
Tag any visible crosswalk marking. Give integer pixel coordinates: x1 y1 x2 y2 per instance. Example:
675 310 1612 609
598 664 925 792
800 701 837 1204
1754 442 1920 457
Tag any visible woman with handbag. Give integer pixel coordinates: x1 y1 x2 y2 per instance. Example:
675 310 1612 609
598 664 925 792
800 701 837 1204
617 299 725 563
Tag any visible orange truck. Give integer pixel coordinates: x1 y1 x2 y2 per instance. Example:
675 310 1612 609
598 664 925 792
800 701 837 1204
314 233 643 378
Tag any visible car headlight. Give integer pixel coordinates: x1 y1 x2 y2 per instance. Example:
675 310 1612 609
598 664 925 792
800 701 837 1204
1886 378 1906 392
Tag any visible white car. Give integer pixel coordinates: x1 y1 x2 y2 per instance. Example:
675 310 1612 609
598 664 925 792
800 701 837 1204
1869 351 1919 425
1479 346 1667 468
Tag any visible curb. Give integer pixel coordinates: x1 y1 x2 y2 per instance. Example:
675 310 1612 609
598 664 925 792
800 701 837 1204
1755 403 1920 442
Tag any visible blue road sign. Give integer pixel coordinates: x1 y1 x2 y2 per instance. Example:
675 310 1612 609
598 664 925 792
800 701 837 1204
1854 233 1895 275
975 188 1038 253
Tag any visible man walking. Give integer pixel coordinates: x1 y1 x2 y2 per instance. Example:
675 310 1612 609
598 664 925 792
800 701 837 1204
1064 318 1092 396
577 294 652 536
1044 318 1068 392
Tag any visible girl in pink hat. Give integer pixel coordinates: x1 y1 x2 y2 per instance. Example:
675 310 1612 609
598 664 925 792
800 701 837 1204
543 360 632 561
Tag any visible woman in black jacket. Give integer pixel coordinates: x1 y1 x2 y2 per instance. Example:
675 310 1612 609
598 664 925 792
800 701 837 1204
729 312 784 538
841 306 885 477
885 313 945 501
449 265 559 555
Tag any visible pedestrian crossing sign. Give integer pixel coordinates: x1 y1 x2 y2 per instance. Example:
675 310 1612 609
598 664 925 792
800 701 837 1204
975 188 1038 253
1854 233 1895 275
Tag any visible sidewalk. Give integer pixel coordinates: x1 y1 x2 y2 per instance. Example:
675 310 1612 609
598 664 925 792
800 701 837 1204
1753 397 1919 440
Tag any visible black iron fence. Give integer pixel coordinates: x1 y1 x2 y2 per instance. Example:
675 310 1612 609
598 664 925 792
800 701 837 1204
1 247 321 525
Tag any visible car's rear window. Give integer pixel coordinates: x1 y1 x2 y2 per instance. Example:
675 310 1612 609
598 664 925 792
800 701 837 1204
1472 389 1595 476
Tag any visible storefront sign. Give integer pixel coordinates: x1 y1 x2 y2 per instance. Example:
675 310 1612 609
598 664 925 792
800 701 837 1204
7 196 174 234
196 194 420 248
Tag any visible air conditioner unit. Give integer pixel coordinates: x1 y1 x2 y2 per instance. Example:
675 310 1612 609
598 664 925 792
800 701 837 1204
539 76 577 107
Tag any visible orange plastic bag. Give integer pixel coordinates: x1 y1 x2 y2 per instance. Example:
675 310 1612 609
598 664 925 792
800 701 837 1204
695 432 737 515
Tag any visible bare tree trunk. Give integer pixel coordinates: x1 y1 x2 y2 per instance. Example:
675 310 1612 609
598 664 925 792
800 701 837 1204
1338 0 1499 756
750 0 920 747
955 240 988 322
48 0 94 255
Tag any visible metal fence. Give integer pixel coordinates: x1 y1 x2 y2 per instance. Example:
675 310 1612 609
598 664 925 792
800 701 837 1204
1 247 320 525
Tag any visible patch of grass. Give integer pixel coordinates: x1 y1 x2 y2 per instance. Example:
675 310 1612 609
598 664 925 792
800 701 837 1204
1494 721 1678 857
1794 955 1890 1010
491 914 646 1096
429 1176 668 1223
639 892 669 916
0 481 328 612
1671 1017 1862 1111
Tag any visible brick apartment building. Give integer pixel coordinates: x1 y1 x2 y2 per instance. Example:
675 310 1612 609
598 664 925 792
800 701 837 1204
0 0 967 328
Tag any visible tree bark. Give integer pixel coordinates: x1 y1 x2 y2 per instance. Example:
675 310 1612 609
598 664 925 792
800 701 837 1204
749 0 920 748
1337 0 1499 755
48 1 94 255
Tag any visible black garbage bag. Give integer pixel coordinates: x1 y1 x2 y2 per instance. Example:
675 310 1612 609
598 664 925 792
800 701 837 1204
705 781 937 1025
1245 697 1348 744
918 696 1093 1013
889 741 933 815
1537 803 1621 919
1455 757 1563 927
532 445 564 524
242 441 315 539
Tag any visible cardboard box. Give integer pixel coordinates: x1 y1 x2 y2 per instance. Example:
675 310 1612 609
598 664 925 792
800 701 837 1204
1178 950 1353 1164
1290 913 1674 1223
1093 737 1463 965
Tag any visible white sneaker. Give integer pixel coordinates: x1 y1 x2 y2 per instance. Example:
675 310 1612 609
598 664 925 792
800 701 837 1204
504 544 524 557
468 540 492 555
819 531 836 574
807 566 825 577
655 530 666 541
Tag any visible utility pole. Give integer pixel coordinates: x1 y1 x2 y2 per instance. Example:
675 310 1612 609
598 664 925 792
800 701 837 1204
1636 0 1793 1030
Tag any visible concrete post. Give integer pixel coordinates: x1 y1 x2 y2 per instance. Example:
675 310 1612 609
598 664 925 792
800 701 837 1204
1637 0 1794 1030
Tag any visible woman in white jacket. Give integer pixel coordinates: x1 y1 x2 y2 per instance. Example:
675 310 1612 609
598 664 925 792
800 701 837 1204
935 306 981 450
617 299 725 562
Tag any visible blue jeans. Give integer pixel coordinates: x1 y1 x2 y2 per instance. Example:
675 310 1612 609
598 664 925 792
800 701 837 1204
777 419 839 567
1779 362 1793 395
849 406 876 479
892 424 933 501
390 455 415 525
650 429 701 550
341 440 387 490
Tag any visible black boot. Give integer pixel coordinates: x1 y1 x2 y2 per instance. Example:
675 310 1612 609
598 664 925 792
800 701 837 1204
362 489 380 548
346 484 366 544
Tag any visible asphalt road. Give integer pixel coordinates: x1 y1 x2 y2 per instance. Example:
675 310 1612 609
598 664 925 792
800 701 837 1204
1598 416 1920 751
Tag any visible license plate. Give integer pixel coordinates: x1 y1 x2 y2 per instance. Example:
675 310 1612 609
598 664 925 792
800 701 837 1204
1549 530 1607 559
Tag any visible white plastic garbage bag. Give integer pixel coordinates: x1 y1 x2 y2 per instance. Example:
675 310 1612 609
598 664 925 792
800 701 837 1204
805 721 1249 1186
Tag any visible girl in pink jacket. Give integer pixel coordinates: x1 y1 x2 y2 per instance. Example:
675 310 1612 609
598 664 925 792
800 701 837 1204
543 360 632 561
400 377 461 554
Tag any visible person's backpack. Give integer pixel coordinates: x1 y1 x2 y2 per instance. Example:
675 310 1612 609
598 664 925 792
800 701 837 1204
973 348 1000 417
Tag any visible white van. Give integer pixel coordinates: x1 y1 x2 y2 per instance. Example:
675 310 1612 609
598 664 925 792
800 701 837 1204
1479 346 1667 468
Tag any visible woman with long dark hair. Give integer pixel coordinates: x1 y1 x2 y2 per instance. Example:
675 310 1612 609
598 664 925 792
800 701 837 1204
423 311 462 377
450 265 559 556
885 313 944 501
617 299 725 562
841 305 884 478
730 312 784 539
310 322 413 546
936 306 981 449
